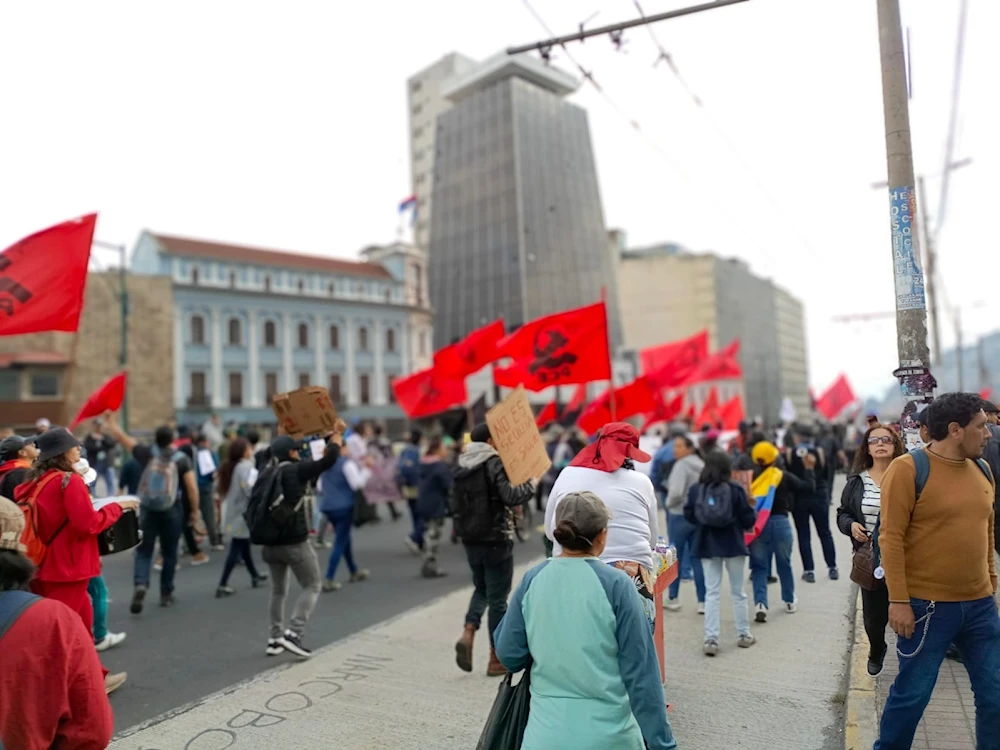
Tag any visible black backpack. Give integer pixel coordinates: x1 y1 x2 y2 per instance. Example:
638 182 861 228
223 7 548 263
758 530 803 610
244 461 296 545
452 464 501 543
693 483 735 528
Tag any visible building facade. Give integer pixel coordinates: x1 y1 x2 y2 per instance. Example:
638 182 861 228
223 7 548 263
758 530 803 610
130 232 432 428
423 53 623 350
615 240 810 423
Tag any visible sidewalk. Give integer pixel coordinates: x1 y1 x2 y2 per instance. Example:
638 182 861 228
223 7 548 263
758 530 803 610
113 531 857 750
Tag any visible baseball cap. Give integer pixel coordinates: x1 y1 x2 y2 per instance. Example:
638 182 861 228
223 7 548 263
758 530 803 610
0 434 37 461
553 491 611 545
982 400 999 414
271 435 300 461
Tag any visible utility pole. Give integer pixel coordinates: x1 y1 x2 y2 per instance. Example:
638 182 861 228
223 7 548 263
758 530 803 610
877 0 934 449
916 177 941 365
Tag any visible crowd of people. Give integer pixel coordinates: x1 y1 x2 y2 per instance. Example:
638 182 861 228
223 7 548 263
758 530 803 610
1 392 997 749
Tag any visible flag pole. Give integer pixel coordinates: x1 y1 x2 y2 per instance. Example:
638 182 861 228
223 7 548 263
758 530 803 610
601 287 616 422
62 330 82 429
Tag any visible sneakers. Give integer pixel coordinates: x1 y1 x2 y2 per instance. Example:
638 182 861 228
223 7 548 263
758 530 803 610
404 537 422 556
216 586 236 598
703 640 719 656
105 672 127 695
349 569 370 583
767 575 779 584
95 631 127 652
265 638 284 657
829 567 840 581
153 558 164 572
696 602 706 615
738 634 756 649
278 630 312 659
322 579 342 593
801 571 816 584
211 543 227 552
160 592 176 608
755 603 768 623
421 564 448 578
785 598 798 614
252 574 269 588
130 586 147 615
867 646 887 676
191 553 211 566
663 598 682 612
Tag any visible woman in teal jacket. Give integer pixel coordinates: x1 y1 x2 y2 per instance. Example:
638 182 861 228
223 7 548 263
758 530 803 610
494 491 677 750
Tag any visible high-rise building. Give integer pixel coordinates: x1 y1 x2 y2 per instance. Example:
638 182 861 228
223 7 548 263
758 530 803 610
421 52 623 350
615 239 810 422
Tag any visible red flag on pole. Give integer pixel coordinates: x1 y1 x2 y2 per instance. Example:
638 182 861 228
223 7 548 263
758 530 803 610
493 302 611 391
70 371 127 429
694 387 721 427
433 319 505 379
640 330 710 388
0 214 96 335
685 340 743 385
637 393 685 434
577 376 657 435
717 394 746 430
814 374 858 421
392 369 468 419
535 401 558 430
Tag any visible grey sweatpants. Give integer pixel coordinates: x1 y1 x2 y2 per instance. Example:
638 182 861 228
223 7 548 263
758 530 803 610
262 542 321 639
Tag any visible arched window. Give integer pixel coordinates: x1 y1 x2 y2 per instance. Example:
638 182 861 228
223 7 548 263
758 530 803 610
263 320 276 348
358 326 369 352
297 323 309 349
227 318 241 346
329 325 340 349
386 328 395 353
191 267 200 285
190 315 205 344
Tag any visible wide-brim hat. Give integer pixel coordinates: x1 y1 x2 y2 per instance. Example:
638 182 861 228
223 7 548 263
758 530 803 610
570 422 651 472
36 427 81 462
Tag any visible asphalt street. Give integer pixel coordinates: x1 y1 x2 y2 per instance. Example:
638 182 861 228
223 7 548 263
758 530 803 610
98 506 545 732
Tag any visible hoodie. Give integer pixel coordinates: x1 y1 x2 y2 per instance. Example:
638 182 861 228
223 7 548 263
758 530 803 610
453 442 536 545
666 453 704 512
416 456 454 520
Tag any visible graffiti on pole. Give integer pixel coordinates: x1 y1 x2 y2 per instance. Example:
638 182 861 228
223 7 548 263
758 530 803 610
890 186 926 311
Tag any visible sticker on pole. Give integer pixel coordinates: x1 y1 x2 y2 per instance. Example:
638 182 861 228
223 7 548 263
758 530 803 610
889 186 926 311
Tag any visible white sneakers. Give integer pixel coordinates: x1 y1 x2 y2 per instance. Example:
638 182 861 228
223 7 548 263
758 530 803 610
755 603 768 623
785 598 798 614
696 602 706 615
95 631 127 652
663 598 682 612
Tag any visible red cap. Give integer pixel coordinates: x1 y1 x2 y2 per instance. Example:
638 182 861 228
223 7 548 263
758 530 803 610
570 422 651 473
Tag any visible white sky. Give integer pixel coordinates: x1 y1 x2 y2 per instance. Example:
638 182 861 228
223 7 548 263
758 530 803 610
0 0 993 398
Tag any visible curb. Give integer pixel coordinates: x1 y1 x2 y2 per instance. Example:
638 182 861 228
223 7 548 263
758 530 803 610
844 588 879 750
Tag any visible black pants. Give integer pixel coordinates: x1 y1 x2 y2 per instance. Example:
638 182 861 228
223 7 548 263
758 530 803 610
182 492 200 555
464 543 514 648
792 495 837 572
861 585 890 657
220 538 261 586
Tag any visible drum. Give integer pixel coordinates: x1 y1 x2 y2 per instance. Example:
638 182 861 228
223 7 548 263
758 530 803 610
98 509 141 556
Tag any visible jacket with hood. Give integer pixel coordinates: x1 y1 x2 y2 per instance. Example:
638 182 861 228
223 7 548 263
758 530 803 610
453 442 535 545
0 460 31 500
270 442 341 546
666 453 704 513
416 456 454 520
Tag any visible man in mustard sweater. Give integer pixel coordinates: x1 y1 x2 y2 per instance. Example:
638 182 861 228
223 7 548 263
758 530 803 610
875 393 1000 750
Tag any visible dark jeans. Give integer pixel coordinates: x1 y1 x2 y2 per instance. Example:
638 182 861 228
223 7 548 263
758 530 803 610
464 543 514 648
324 509 357 580
876 596 1000 749
861 585 890 657
406 498 424 548
791 495 837 572
667 511 705 602
220 538 261 586
182 492 200 555
666 510 695 582
134 504 182 594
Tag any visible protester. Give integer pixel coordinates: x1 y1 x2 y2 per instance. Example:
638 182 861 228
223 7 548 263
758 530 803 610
875 393 1000 749
172 427 210 566
415 437 454 578
836 423 905 676
0 434 39 499
981 399 1000 553
787 424 838 582
35 418 50 436
546 422 660 628
370 424 402 521
15 427 136 694
216 438 267 597
117 443 152 496
399 428 424 554
261 422 345 659
684 450 757 655
83 419 117 497
318 440 372 592
194 433 223 551
663 434 705 611
495 491 677 750
0 496 115 750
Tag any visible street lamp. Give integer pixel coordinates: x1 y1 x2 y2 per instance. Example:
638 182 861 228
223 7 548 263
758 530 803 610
92 239 129 430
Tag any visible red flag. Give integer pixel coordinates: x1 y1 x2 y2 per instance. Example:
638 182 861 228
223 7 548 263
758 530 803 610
535 401 558 430
0 214 95 335
717 394 746 430
70 371 127 429
637 393 684 434
640 330 710 388
814 374 857 421
577 377 657 435
493 302 611 391
980 387 993 401
392 368 467 419
433 319 505 379
685 340 743 385
694 387 721 427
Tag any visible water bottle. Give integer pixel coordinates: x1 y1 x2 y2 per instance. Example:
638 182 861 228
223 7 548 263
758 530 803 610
655 535 668 555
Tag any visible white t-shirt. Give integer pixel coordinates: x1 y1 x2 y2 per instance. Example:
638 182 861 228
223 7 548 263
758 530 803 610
545 465 659 570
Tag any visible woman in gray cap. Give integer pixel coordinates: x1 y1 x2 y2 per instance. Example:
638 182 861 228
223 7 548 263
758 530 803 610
494 491 677 750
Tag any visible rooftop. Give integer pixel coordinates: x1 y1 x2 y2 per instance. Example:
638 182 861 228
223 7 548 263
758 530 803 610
149 233 392 280
442 52 578 102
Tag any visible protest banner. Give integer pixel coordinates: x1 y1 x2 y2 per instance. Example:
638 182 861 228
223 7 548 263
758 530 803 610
272 385 337 438
485 385 551 486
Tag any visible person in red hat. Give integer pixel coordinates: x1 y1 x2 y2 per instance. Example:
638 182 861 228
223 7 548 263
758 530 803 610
544 422 660 628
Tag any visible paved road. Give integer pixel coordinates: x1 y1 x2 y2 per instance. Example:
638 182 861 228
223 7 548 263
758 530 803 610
98 506 545 732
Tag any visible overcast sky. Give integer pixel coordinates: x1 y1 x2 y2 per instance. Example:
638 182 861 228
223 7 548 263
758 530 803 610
0 0 993 398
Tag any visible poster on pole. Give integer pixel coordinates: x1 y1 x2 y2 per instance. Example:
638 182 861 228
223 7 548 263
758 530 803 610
486 384 552 486
889 186 926 311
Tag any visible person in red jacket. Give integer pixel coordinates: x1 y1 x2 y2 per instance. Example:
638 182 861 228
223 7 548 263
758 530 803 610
0 494 114 750
14 427 137 694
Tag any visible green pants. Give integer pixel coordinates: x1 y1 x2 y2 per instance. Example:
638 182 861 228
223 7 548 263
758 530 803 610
88 575 108 642
543 535 553 559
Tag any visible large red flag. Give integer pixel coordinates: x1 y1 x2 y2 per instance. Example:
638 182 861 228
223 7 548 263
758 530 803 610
433 319 505 379
694 387 721 427
637 392 685 434
577 376 657 435
640 330 710 388
70 371 127 429
535 401 558 430
392 368 467 419
685 339 743 385
717 394 746 430
814 374 857 421
0 214 96 335
493 302 611 391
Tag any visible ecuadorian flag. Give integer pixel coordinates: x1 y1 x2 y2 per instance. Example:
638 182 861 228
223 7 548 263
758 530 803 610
745 466 781 545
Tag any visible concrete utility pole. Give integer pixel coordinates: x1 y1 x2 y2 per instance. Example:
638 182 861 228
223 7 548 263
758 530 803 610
877 0 934 449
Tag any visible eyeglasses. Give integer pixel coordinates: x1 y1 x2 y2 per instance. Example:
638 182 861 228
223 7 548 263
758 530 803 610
868 436 894 445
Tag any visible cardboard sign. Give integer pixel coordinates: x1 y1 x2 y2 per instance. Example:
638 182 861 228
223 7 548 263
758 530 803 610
485 385 552 486
272 385 338 438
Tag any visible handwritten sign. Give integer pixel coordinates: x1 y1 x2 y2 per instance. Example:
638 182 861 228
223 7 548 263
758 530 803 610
272 385 338 438
486 385 551 486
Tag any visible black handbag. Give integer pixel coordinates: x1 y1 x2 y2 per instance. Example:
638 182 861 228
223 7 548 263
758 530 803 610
477 661 532 750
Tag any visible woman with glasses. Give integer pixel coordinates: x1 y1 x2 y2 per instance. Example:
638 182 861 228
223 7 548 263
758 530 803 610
836 423 905 676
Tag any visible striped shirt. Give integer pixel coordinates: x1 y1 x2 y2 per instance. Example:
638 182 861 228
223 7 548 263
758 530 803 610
860 470 881 532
